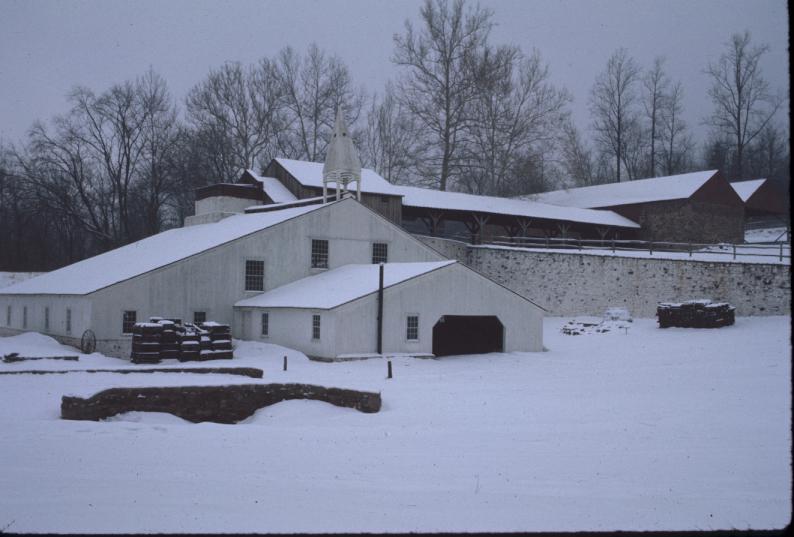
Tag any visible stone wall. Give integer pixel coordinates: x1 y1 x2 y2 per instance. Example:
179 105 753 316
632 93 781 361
638 200 745 243
416 235 791 317
61 383 382 424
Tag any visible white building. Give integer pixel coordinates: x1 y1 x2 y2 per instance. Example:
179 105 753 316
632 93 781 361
0 110 545 360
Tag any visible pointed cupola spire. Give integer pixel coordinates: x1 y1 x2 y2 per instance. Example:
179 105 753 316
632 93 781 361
323 105 362 202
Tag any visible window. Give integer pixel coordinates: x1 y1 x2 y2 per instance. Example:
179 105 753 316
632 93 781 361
260 312 269 337
406 315 419 340
122 310 137 334
5 305 10 326
245 260 264 291
193 311 207 324
23 306 27 329
66 308 72 334
44 307 50 331
312 314 321 340
311 239 329 269
372 242 388 264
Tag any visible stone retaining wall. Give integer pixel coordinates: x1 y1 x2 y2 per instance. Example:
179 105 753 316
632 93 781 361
61 383 382 424
416 235 791 317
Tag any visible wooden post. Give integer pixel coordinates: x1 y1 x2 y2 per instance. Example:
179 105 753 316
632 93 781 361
611 239 615 253
387 360 392 379
649 241 653 255
377 264 384 354
283 355 287 371
688 243 692 257
780 243 784 262
732 244 736 260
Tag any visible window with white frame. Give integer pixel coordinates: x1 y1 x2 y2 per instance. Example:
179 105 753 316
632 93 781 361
44 307 49 331
372 242 388 264
122 310 137 334
245 260 265 291
23 306 27 329
311 239 329 269
261 312 269 337
66 308 72 334
406 315 419 340
193 311 207 325
312 314 321 340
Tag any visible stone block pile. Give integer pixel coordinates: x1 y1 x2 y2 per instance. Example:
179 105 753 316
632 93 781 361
657 299 735 328
130 317 233 363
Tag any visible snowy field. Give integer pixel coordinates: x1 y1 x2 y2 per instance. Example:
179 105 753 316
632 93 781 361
0 316 790 533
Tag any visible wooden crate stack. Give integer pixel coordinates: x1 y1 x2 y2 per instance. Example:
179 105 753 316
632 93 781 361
130 318 233 363
199 322 233 361
657 300 735 328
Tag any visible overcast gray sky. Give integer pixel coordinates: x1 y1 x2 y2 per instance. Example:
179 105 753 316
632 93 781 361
0 0 789 146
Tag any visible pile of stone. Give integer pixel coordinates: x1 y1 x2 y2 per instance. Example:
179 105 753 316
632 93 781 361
657 299 735 328
130 318 233 363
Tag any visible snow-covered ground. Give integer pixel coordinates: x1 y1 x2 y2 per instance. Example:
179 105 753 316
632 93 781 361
0 316 790 533
745 226 789 244
0 271 44 289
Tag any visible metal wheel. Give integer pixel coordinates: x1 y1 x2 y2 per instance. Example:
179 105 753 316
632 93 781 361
80 329 96 354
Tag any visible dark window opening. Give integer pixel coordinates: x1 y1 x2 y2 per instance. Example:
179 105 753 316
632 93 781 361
311 239 329 269
312 314 321 340
372 242 388 264
406 315 419 340
261 313 269 337
245 260 265 291
194 311 207 324
122 310 137 334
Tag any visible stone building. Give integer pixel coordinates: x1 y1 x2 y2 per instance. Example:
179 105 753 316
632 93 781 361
525 170 746 244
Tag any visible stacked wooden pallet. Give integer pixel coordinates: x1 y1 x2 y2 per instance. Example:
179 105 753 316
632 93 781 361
657 300 735 328
130 318 234 363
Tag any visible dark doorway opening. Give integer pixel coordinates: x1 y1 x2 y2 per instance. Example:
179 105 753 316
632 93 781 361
432 315 504 357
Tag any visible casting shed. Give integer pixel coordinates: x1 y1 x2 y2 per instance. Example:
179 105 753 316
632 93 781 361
235 261 544 360
525 170 745 243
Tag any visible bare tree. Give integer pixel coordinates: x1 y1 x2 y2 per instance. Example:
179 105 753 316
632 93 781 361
746 121 790 185
392 0 493 190
186 60 283 181
459 47 571 196
362 83 422 184
559 119 601 187
274 44 365 162
642 57 669 177
704 31 784 180
658 82 695 175
589 48 641 182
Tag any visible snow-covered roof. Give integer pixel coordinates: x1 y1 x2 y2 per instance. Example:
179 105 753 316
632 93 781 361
235 261 456 310
1 204 328 295
398 185 640 228
730 179 766 202
245 169 298 203
275 158 403 196
523 170 719 208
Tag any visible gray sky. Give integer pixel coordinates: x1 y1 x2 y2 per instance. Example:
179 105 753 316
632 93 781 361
0 0 789 146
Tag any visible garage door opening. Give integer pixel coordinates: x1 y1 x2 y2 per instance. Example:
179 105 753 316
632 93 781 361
432 315 504 357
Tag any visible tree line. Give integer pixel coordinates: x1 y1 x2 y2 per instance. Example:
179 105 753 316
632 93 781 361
0 0 788 271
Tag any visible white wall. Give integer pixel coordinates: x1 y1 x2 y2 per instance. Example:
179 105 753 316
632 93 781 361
234 263 543 359
0 295 92 341
235 308 337 359
195 195 253 215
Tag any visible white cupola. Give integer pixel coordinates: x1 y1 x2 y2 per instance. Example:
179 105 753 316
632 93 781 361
322 106 362 202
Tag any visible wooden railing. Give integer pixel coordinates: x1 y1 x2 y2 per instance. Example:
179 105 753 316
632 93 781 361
431 233 791 262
